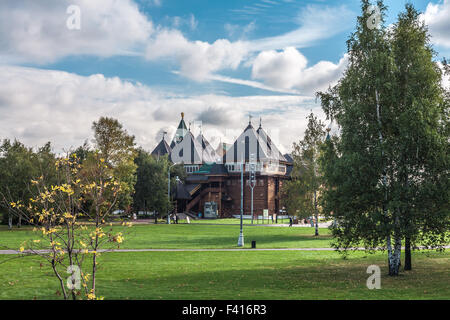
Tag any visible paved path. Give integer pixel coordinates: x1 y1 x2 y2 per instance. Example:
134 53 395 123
180 222 332 228
125 219 333 228
1 246 448 255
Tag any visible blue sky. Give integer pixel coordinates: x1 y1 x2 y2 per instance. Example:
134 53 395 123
0 0 449 153
42 0 437 96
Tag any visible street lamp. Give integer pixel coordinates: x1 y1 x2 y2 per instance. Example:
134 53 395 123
238 140 245 247
167 163 177 224
249 153 256 224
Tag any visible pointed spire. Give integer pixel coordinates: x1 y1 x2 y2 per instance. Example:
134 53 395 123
259 117 262 129
171 112 188 148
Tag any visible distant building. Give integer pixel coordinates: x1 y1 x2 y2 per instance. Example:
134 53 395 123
151 113 293 217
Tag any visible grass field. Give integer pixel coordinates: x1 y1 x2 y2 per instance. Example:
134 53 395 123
186 218 293 224
0 250 448 300
0 223 332 249
0 223 448 300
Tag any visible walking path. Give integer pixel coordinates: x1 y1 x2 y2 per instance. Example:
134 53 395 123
124 219 333 228
1 246 448 255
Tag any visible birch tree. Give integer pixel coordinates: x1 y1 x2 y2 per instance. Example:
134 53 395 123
283 112 325 236
317 0 449 275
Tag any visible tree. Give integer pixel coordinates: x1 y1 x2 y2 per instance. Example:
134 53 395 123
317 1 449 275
8 152 131 300
389 5 449 270
133 149 187 223
0 139 39 228
133 149 169 223
282 112 325 236
92 117 137 213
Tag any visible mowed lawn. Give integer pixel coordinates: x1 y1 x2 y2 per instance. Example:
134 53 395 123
0 224 448 300
0 223 332 250
0 250 448 300
187 218 293 224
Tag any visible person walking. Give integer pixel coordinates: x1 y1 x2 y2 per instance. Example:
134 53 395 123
289 216 293 227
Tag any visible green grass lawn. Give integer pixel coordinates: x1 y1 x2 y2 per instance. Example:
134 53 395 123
1 223 448 300
185 218 329 224
186 218 293 224
0 223 332 250
0 250 448 300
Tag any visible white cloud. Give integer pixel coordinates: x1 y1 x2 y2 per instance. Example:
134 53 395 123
252 47 348 94
0 0 153 64
146 29 249 81
252 47 307 89
0 66 322 154
205 74 301 94
145 4 353 83
0 0 354 91
251 5 354 51
422 0 450 48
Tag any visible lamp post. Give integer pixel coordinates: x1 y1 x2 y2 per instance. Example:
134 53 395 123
167 163 177 224
238 141 245 247
249 153 256 224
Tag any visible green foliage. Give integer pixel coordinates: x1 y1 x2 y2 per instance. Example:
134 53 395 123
133 149 170 216
282 113 325 231
317 1 449 267
0 139 57 225
92 117 137 212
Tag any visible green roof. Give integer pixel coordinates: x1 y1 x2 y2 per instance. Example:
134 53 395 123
194 163 215 174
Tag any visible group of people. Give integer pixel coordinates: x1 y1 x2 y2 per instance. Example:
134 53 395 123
170 213 179 224
287 216 315 227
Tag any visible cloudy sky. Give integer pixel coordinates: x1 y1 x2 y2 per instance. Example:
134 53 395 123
0 0 449 154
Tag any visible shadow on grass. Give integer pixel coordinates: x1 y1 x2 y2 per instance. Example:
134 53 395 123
1 251 448 300
94 252 449 300
120 233 332 249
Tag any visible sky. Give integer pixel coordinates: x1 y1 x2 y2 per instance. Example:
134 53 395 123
0 0 449 154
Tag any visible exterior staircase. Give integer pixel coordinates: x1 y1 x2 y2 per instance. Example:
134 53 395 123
185 187 221 212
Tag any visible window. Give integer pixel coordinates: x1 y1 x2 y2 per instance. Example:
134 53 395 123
185 165 199 173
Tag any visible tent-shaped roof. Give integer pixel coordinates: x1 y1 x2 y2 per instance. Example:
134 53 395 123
256 124 287 162
223 121 286 164
170 112 188 149
196 133 218 163
170 131 204 165
151 138 171 158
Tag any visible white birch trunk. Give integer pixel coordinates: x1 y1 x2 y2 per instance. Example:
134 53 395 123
375 89 397 275
8 208 12 230
314 191 319 236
